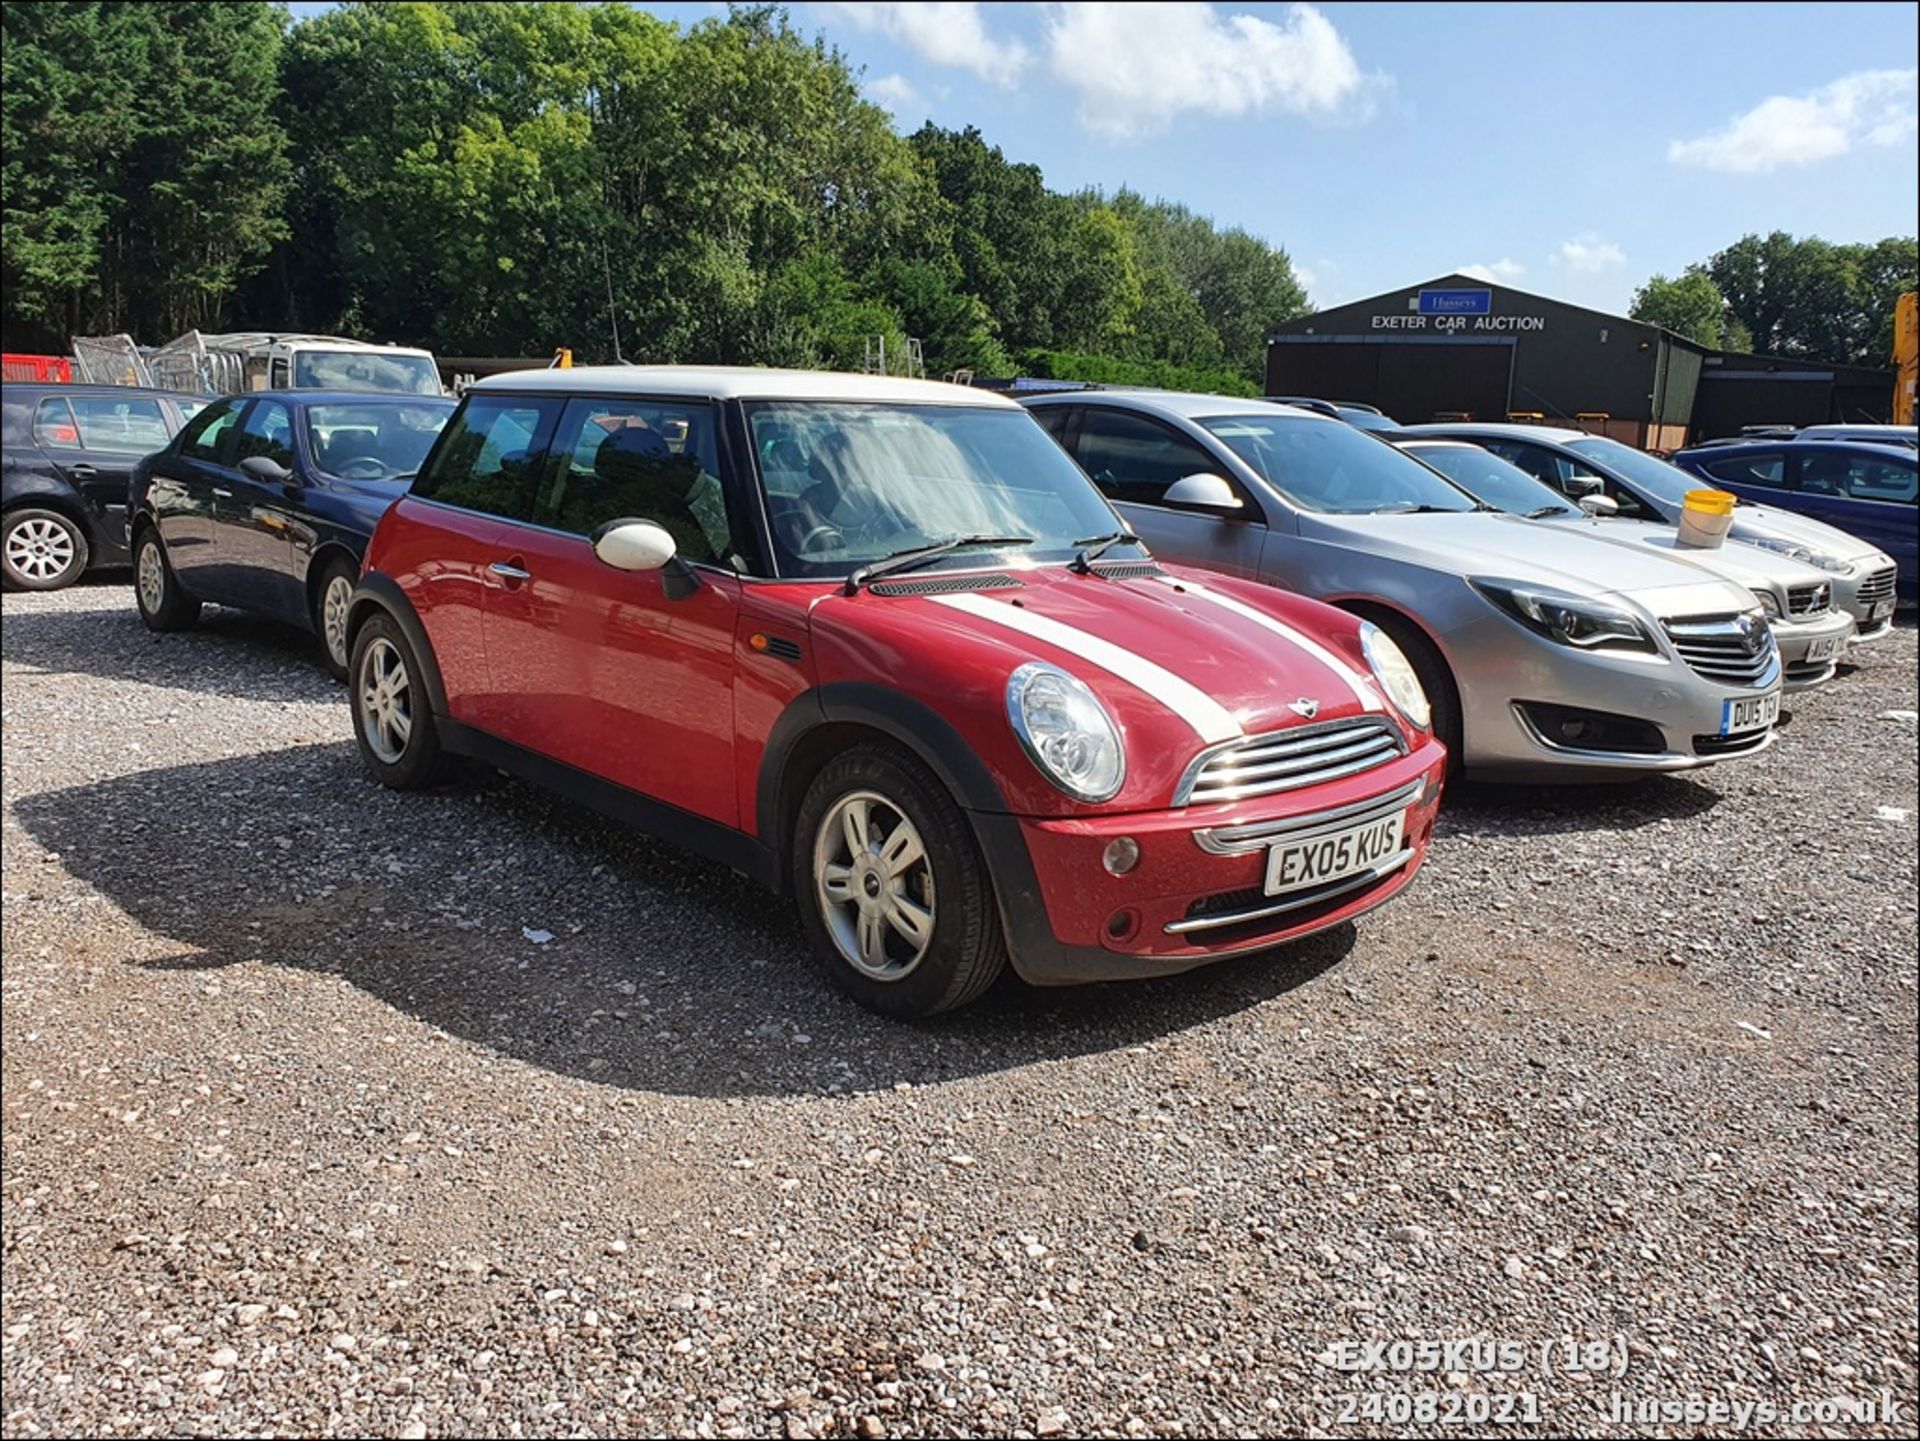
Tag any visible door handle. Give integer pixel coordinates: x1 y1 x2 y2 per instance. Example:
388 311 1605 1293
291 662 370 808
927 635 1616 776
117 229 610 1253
489 560 532 583
69 464 97 480
212 487 233 498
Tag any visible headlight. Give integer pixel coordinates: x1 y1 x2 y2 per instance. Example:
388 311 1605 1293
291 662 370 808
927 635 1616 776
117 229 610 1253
1751 588 1781 619
1745 535 1852 575
1006 662 1125 803
1470 579 1657 653
1358 622 1431 730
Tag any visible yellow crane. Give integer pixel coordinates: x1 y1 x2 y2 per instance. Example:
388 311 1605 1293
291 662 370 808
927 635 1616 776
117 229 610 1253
1895 291 1916 426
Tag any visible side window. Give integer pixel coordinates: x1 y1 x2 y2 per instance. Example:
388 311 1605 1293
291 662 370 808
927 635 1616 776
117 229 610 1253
409 394 563 522
66 396 171 454
1805 453 1917 504
31 397 81 449
233 400 295 469
1029 406 1075 446
535 399 731 567
178 401 242 464
1074 408 1222 506
1698 452 1787 489
1483 441 1560 487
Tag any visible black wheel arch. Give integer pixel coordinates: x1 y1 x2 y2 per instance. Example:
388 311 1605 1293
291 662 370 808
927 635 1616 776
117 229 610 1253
305 542 363 615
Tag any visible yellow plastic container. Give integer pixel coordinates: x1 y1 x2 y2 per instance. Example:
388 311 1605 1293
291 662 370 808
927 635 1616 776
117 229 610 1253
1676 488 1736 549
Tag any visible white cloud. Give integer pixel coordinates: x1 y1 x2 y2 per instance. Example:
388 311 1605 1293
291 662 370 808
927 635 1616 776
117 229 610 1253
818 3 1031 86
864 72 924 116
1556 237 1625 274
1669 68 1918 173
1043 2 1379 141
1457 259 1524 284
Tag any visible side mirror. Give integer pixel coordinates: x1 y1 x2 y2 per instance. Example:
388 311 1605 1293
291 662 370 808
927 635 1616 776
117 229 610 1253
1564 475 1605 500
239 455 292 485
591 517 699 599
1161 472 1244 516
1577 494 1619 517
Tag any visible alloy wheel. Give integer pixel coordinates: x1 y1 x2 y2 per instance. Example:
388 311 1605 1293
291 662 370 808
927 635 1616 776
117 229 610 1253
813 789 936 982
323 575 354 668
6 518 76 583
358 636 414 764
136 539 167 614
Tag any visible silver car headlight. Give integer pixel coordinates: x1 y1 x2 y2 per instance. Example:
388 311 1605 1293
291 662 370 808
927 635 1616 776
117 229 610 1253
1358 622 1431 730
1471 579 1658 654
1746 535 1852 575
1751 588 1781 619
1006 662 1125 803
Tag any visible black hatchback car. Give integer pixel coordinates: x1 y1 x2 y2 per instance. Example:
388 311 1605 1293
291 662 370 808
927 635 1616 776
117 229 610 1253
130 390 454 676
2 382 204 590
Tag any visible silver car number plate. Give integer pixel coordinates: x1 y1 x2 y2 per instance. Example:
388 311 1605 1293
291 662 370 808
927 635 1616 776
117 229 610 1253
1265 812 1405 896
1719 691 1781 736
1806 635 1842 662
1869 599 1895 623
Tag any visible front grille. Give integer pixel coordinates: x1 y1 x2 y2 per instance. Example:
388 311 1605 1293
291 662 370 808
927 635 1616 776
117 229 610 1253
1784 657 1836 685
1662 614 1778 687
869 573 1023 597
1694 728 1772 759
1175 716 1405 806
1786 582 1831 617
1170 850 1412 944
1856 567 1897 606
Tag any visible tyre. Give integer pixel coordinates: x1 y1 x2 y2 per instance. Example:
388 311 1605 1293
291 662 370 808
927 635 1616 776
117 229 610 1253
312 556 359 681
792 744 1007 1019
2 507 89 591
1368 610 1462 779
348 611 451 790
132 525 202 631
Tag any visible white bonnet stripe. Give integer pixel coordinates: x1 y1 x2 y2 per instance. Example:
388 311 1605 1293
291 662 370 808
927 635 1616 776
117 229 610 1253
1158 577 1383 711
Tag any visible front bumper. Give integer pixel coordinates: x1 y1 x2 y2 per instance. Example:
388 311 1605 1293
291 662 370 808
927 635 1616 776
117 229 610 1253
1831 562 1900 641
972 743 1446 986
1771 608 1855 690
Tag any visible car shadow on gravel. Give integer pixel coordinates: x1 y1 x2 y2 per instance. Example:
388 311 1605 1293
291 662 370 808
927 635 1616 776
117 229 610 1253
0 600 334 702
13 742 1360 1099
1437 771 1724 837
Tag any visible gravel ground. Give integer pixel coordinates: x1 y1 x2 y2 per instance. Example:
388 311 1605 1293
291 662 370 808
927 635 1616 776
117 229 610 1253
3 580 1916 1439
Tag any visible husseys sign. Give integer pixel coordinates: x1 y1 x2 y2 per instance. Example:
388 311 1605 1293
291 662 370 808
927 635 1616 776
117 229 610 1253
1370 288 1546 332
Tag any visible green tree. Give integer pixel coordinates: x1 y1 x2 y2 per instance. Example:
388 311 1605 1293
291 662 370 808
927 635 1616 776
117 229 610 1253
1706 231 1917 364
1629 269 1747 349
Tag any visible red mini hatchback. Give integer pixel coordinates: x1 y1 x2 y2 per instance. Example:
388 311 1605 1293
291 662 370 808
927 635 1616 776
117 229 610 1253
347 368 1447 1017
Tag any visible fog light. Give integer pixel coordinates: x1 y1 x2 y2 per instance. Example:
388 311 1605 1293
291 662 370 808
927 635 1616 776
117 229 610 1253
1102 837 1140 876
1106 909 1139 941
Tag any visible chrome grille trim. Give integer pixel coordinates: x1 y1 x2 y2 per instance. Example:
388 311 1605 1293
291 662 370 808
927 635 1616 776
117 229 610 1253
1163 850 1414 935
1194 777 1427 856
1175 717 1406 807
1786 582 1831 617
1661 613 1779 687
1856 567 1897 605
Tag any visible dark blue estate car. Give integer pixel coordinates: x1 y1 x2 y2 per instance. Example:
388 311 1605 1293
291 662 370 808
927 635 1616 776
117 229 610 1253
129 390 455 675
1671 440 1917 601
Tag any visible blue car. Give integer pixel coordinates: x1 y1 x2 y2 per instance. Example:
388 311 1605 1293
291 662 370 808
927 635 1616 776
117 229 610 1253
1671 440 1917 602
129 389 455 676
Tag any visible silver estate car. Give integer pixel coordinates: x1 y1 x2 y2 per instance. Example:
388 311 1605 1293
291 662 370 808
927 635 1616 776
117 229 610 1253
1399 423 1900 641
1396 438 1855 691
1022 392 1784 781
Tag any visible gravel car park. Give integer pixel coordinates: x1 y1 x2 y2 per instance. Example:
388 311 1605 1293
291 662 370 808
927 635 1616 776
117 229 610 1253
3 581 1916 1438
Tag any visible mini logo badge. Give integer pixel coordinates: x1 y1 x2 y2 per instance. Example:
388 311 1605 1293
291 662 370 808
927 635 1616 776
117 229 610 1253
1289 698 1320 719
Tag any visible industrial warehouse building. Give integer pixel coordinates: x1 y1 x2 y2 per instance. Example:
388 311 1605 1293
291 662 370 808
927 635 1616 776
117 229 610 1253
1266 274 1896 449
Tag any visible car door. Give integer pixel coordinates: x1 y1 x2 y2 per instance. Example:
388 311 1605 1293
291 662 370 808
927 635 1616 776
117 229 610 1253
1070 406 1267 577
219 398 307 621
1480 438 1664 520
146 398 244 594
1794 448 1918 576
26 392 176 557
478 394 744 826
1687 450 1793 511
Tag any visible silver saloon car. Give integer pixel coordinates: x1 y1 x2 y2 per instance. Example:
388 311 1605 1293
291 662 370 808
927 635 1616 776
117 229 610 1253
1398 423 1900 641
1396 438 1855 691
1022 393 1784 782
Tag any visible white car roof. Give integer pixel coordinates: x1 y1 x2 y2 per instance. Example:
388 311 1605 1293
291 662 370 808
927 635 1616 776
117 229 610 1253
1397 421 1589 442
1021 389 1337 422
470 365 1020 407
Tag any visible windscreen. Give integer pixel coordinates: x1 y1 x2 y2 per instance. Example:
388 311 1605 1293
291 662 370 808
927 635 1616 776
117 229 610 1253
1200 414 1476 514
293 349 443 396
306 401 454 479
747 402 1125 578
1402 444 1577 516
1565 435 1698 506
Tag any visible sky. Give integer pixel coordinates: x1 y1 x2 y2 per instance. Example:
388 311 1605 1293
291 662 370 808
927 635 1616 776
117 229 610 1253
286 1 1920 317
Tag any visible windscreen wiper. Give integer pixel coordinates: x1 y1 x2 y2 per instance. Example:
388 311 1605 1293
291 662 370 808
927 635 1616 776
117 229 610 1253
1068 530 1143 573
1373 503 1471 515
846 534 1034 593
1526 504 1575 519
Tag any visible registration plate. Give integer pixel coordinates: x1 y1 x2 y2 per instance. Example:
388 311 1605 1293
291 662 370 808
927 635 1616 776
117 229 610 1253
1719 691 1781 736
1868 599 1894 623
1805 635 1842 663
1265 812 1406 896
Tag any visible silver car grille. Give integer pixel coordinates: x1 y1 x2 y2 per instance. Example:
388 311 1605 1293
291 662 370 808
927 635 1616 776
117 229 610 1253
1786 582 1830 617
1662 613 1779 687
1175 716 1405 806
1856 567 1897 605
